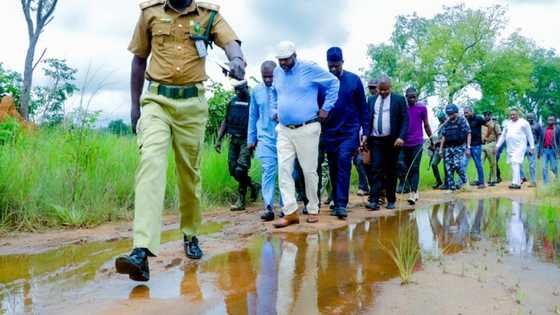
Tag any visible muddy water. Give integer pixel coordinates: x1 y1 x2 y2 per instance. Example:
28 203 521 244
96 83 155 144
0 198 558 315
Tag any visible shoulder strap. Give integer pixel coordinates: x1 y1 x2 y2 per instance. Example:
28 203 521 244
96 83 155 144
197 1 220 11
139 0 164 10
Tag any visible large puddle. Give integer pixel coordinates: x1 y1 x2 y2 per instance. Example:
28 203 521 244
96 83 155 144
0 198 558 314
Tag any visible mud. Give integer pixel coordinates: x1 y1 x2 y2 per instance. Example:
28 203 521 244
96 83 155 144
1 193 558 315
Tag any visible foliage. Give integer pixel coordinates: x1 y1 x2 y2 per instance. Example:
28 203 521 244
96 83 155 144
0 63 23 106
107 119 132 136
206 81 234 142
0 127 258 232
364 5 559 120
0 117 22 145
380 222 421 285
31 58 79 125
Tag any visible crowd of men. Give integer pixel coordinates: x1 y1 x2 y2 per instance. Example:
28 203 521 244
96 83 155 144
115 0 559 282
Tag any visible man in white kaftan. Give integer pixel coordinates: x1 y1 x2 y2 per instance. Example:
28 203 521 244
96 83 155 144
497 109 535 189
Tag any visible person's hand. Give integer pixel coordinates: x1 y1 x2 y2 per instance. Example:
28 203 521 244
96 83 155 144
228 57 246 80
131 106 141 135
319 109 329 122
394 138 404 147
215 142 222 154
466 148 472 158
247 143 257 152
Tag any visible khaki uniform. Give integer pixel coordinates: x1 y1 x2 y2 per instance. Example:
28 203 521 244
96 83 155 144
129 0 239 255
482 121 501 183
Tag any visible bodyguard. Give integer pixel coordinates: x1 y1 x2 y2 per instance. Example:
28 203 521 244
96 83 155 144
116 0 246 282
216 81 258 211
323 47 369 219
439 104 471 192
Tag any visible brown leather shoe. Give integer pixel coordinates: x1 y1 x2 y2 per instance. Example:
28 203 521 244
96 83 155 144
273 212 300 228
306 214 319 224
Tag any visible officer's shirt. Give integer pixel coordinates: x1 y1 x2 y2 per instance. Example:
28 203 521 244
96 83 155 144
129 0 239 85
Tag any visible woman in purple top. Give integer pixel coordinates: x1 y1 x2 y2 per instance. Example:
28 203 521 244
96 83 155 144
402 88 433 205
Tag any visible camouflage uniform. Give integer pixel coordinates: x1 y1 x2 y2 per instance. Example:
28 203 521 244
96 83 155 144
444 145 467 190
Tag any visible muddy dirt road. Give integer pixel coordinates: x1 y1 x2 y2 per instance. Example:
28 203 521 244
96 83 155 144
1 185 559 315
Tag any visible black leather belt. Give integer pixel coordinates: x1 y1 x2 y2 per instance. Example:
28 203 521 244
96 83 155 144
284 118 320 130
148 81 199 99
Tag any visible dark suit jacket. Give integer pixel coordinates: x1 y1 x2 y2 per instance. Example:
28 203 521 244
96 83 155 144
368 93 409 141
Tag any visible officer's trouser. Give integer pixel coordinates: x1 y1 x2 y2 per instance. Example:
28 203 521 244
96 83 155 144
133 89 208 255
227 137 252 195
482 142 497 183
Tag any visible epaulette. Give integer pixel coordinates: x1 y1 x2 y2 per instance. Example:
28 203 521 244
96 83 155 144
197 1 220 12
139 0 164 10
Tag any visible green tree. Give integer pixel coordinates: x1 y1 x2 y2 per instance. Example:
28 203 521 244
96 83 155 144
476 33 534 118
32 58 79 125
522 49 560 119
205 81 234 142
107 119 131 136
0 63 23 105
365 5 506 107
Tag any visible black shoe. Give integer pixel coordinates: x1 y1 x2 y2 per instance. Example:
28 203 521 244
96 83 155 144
278 211 285 218
366 202 380 211
335 208 347 220
116 248 150 282
438 184 449 190
386 202 396 210
261 210 275 222
488 181 496 187
508 184 522 190
432 182 443 189
496 178 502 184
184 236 203 260
470 181 480 186
302 207 309 215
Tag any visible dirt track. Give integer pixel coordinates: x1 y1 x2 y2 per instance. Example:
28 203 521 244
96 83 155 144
2 183 555 315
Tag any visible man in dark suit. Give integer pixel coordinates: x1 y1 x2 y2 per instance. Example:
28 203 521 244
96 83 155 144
365 76 409 210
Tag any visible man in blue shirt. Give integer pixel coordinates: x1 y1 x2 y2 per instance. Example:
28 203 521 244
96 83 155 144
323 47 369 219
247 61 283 221
271 41 340 228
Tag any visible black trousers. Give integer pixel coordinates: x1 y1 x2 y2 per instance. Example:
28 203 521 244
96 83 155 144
368 136 400 204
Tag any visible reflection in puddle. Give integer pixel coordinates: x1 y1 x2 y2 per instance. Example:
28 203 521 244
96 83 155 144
0 199 558 314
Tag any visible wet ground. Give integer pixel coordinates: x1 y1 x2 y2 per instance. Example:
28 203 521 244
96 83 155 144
0 198 558 314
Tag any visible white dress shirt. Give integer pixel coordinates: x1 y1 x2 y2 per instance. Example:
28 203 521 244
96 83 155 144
371 94 391 137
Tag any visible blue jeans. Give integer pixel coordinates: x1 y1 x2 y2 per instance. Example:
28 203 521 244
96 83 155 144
464 145 484 184
520 151 537 184
260 156 282 209
542 148 558 184
353 154 370 191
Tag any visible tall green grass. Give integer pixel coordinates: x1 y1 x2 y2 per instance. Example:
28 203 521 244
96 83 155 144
0 127 258 232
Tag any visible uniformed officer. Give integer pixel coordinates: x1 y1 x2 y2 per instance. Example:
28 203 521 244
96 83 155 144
215 80 258 211
115 0 246 282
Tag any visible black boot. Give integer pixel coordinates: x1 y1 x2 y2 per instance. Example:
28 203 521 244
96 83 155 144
184 235 203 259
230 192 246 211
116 248 150 282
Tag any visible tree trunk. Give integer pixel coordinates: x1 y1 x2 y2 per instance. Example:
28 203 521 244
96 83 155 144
21 36 38 120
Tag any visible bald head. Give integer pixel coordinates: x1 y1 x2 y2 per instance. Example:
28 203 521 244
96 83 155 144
261 60 276 87
377 75 392 99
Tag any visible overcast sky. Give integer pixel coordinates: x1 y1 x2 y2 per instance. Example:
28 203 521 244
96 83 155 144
1 0 559 124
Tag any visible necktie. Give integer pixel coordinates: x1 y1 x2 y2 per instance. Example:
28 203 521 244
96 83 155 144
377 97 384 135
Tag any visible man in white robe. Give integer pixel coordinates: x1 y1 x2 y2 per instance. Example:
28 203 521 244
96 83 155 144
497 109 535 189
